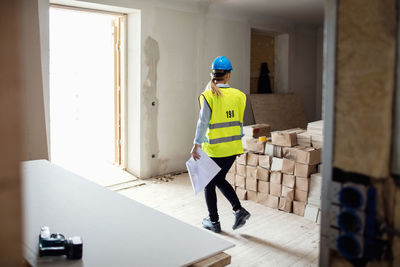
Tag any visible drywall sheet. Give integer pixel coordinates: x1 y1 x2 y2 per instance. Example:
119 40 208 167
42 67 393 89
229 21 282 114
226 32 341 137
249 94 307 131
22 160 234 267
333 0 397 178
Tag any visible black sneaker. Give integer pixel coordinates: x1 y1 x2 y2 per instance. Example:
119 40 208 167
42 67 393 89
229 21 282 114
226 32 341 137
232 208 250 230
202 218 221 233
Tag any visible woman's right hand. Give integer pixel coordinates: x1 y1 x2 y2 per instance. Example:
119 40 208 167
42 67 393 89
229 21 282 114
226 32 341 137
191 144 201 161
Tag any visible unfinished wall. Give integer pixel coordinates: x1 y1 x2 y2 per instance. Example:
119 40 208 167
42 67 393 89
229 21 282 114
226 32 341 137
41 0 321 178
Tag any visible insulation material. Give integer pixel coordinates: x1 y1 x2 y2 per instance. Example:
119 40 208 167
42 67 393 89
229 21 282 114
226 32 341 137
334 0 397 178
249 94 307 131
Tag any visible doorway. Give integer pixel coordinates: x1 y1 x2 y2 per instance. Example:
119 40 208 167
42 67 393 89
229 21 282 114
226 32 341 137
49 5 130 185
250 29 275 94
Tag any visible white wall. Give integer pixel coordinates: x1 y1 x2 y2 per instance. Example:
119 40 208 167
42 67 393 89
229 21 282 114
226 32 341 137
291 26 318 122
315 26 324 120
275 33 290 93
40 0 322 178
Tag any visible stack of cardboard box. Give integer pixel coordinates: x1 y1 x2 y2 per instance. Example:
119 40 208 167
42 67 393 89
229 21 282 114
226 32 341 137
225 123 323 220
307 120 323 149
304 168 323 224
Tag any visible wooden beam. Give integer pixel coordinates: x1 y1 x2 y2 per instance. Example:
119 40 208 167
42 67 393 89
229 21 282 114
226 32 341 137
189 252 231 267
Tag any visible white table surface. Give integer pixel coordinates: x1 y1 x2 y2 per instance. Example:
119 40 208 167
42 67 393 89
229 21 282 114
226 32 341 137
22 160 233 267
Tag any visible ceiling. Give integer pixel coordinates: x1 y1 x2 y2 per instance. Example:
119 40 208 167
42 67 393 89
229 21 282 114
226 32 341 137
185 0 325 25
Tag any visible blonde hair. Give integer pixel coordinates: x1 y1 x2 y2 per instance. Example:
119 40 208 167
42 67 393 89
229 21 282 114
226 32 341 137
208 70 230 96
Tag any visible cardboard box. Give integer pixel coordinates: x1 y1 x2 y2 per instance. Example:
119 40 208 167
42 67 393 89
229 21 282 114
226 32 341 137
228 161 236 173
282 146 299 161
236 164 246 177
226 173 235 186
235 174 246 188
304 204 319 222
281 158 295 175
258 155 272 169
270 183 282 197
245 177 257 191
281 186 294 201
244 138 266 154
237 153 247 165
247 190 257 202
256 192 268 203
263 194 279 209
246 166 257 179
279 197 293 213
282 174 295 188
293 201 306 216
271 130 298 147
247 153 259 166
271 157 283 171
296 147 321 165
294 162 317 178
317 209 321 224
297 132 311 147
236 187 247 200
243 124 271 138
310 173 322 193
295 177 310 192
265 143 282 158
256 166 269 181
295 189 308 202
270 172 282 184
257 180 269 194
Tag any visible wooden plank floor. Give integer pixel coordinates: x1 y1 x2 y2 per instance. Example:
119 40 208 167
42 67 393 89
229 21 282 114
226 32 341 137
118 173 320 267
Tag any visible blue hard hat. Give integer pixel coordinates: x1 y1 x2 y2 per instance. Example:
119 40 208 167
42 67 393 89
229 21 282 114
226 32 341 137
211 56 233 71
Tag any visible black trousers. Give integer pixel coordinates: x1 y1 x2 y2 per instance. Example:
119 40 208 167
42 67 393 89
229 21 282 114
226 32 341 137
205 155 242 222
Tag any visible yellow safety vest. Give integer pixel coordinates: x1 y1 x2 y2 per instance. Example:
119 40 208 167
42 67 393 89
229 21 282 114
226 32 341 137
199 87 246 158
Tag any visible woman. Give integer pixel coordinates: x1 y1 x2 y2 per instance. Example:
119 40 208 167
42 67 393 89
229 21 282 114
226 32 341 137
190 56 250 233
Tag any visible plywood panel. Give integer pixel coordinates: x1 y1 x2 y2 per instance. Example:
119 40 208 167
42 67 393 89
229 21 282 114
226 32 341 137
0 1 23 265
23 161 234 267
333 0 397 178
249 94 307 131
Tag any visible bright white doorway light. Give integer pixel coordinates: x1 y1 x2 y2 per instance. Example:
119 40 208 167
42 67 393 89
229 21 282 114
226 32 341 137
50 6 131 185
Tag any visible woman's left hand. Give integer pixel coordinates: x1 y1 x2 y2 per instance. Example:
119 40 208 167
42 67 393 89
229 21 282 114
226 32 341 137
191 144 201 161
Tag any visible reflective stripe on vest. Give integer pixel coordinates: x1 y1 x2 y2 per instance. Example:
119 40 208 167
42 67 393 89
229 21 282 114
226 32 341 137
209 121 241 129
207 135 242 144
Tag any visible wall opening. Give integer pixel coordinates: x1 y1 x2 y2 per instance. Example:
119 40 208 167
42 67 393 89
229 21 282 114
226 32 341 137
49 5 129 185
250 29 275 94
